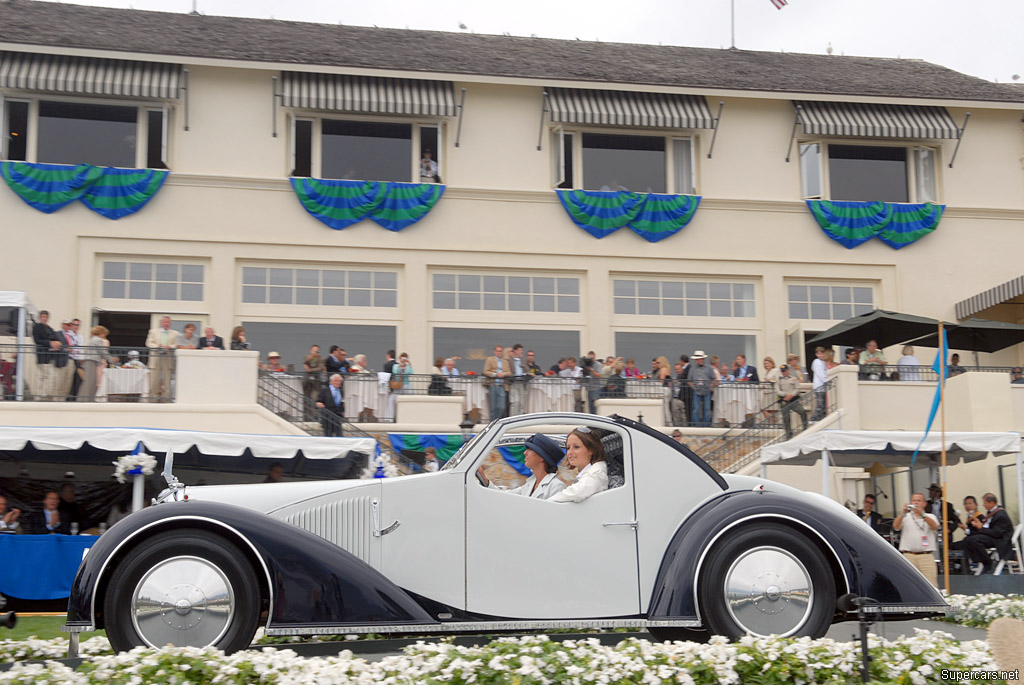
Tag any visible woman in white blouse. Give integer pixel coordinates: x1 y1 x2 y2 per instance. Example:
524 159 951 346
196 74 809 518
549 426 608 503
478 433 566 500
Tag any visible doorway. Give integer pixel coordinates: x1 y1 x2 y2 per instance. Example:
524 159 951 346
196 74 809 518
95 311 150 347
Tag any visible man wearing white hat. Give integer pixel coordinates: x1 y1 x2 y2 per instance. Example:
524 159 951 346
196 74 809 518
688 351 717 427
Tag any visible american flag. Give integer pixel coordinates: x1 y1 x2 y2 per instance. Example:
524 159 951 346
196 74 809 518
770 0 788 8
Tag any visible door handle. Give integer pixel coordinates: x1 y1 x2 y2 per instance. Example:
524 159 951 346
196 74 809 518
372 498 401 537
603 520 638 530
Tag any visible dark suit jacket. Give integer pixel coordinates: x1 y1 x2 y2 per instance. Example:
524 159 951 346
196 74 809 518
856 509 885 533
199 336 224 350
33 322 57 364
325 357 350 375
926 499 961 536
28 509 70 535
317 385 344 415
974 507 1014 558
734 365 759 382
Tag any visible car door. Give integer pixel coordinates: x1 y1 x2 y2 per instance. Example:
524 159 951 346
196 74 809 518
464 430 640 619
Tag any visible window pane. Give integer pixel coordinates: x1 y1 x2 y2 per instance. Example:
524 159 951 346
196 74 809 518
582 132 665 193
322 270 346 287
800 143 821 198
613 280 635 297
374 289 397 308
129 281 151 299
672 137 693 194
458 275 481 292
508 294 531 311
788 285 808 302
557 278 579 295
557 295 579 312
180 283 203 301
349 271 372 288
484 293 505 310
662 281 683 298
130 263 152 280
458 292 480 309
685 282 707 299
242 285 265 303
829 144 908 203
854 303 874 316
348 289 371 307
709 283 731 300
533 295 555 312
637 280 659 297
155 264 178 282
146 109 165 170
296 269 319 287
809 286 829 303
321 120 412 182
638 299 660 315
433 273 455 291
269 287 292 304
533 277 555 294
663 299 684 316
508 277 530 293
733 283 754 301
483 276 505 293
687 299 708 317
374 272 397 289
291 119 313 177
4 101 28 161
789 302 809 319
154 282 177 300
831 286 852 303
734 300 755 317
243 267 266 285
853 287 873 304
322 289 346 306
434 292 455 309
810 302 831 319
181 265 203 283
914 147 937 203
710 300 731 317
38 101 137 167
832 303 852 320
102 281 125 298
103 261 126 279
614 298 635 315
296 287 319 305
269 268 292 286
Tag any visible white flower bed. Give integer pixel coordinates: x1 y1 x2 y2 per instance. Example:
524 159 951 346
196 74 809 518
0 630 1006 684
945 592 1024 628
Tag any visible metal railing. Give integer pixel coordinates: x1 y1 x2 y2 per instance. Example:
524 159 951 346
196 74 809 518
699 379 838 474
0 343 175 402
858 364 1018 383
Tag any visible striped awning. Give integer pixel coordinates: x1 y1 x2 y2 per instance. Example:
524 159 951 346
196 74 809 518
281 72 457 117
0 51 182 99
547 87 715 129
795 100 959 139
956 275 1024 320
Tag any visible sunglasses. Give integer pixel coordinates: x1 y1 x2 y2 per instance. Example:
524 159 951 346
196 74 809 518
575 426 592 434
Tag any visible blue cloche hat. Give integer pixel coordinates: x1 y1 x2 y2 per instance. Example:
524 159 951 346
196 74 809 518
524 433 563 471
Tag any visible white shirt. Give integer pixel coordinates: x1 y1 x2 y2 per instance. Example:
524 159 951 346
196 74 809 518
549 461 608 503
490 472 567 500
69 329 84 361
424 460 439 472
898 511 938 553
897 355 921 381
811 358 828 390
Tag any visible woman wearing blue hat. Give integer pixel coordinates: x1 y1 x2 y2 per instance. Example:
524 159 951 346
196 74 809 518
477 433 567 500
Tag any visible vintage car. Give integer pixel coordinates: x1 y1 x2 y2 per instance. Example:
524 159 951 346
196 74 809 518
64 413 946 653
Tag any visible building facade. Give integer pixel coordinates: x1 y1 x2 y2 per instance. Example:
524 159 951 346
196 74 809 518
2 0 1024 373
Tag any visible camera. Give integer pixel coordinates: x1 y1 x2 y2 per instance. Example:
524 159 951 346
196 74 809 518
579 357 594 368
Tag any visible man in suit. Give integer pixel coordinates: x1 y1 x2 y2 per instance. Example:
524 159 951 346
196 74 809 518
31 310 61 399
316 373 345 436
732 354 759 382
145 316 179 400
925 483 960 547
963 492 1014 574
483 345 509 421
199 326 224 350
856 493 885 535
56 319 81 399
28 491 70 535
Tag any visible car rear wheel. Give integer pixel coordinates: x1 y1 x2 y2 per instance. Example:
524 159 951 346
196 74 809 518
698 523 835 639
103 529 260 653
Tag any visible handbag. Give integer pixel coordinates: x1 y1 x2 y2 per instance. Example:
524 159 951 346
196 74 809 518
389 376 403 390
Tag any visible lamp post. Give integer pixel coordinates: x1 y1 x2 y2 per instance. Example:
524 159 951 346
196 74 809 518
460 412 475 444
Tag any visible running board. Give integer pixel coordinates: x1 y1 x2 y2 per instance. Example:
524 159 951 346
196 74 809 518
265 618 702 636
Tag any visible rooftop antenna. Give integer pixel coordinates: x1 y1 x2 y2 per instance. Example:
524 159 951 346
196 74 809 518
826 41 833 55
189 0 199 16
458 21 467 30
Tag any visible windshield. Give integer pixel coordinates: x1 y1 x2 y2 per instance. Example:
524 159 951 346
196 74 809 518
441 425 492 471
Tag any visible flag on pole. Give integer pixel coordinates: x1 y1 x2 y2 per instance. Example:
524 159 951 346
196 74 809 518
770 0 788 8
910 328 949 465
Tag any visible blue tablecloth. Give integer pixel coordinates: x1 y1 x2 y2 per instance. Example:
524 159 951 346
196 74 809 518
0 535 96 600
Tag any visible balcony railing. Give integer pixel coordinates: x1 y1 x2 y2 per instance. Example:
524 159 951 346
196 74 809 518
856 364 1017 383
0 343 175 402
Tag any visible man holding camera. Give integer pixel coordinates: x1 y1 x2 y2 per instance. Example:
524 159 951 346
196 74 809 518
892 492 939 588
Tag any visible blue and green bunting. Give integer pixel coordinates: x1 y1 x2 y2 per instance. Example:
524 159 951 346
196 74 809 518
387 433 465 462
496 445 531 476
556 190 700 242
0 161 167 219
806 200 944 249
290 178 444 232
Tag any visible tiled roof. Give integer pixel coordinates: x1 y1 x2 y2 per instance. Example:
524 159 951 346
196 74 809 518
1 0 1022 103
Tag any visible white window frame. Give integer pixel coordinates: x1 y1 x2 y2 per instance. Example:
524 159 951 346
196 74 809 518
1 93 174 168
237 262 401 315
799 139 941 203
611 277 757 321
96 256 208 309
551 126 700 194
785 281 876 323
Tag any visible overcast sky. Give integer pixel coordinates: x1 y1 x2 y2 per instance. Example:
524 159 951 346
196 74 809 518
40 0 1024 83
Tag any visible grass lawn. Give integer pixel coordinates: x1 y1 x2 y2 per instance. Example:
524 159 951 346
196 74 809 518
3 615 105 643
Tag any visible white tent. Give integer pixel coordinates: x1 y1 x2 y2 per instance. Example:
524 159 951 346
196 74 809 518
760 430 1024 518
0 291 38 400
0 426 377 461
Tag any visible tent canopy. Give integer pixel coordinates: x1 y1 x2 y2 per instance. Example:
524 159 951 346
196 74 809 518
0 291 38 319
760 430 1022 468
0 426 377 461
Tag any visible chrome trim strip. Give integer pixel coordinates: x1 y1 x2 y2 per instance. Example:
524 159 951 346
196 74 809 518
691 513 852 625
265 618 699 636
863 604 950 614
90 514 275 632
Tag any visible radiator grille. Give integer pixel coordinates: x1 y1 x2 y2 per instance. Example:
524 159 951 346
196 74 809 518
277 495 374 563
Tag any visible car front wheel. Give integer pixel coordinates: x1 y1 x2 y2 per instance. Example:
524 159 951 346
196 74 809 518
698 523 835 639
103 529 261 653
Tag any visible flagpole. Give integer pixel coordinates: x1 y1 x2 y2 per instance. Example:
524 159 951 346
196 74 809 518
730 0 736 48
939 321 950 594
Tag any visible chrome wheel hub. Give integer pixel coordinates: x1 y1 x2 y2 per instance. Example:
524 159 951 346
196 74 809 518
131 556 234 648
723 546 812 637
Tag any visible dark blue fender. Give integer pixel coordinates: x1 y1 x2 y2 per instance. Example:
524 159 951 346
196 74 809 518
66 500 436 631
647 490 946 622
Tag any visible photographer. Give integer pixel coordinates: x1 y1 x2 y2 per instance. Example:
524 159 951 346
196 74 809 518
892 492 939 588
579 355 601 413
